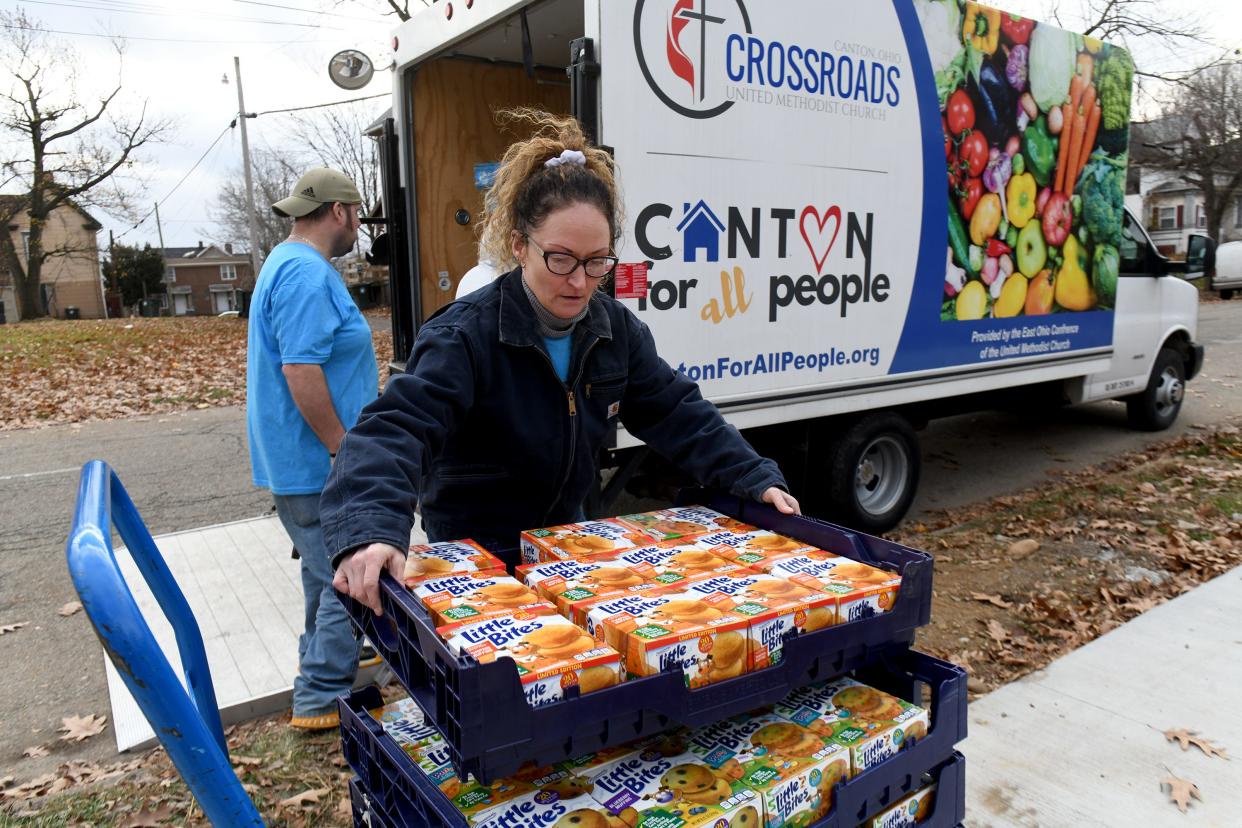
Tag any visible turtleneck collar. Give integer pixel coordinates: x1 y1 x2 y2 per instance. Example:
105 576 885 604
520 271 590 339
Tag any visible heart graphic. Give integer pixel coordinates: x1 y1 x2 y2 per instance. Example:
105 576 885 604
799 205 842 274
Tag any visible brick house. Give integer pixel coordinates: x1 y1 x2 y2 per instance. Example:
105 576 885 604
160 243 254 316
0 195 105 320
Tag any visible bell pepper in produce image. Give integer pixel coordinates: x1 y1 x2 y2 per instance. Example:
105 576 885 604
1006 172 1037 229
1054 235 1094 311
1021 115 1056 188
1000 13 1035 45
970 193 1002 246
962 3 1001 55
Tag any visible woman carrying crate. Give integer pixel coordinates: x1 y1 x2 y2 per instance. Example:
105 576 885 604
323 109 798 613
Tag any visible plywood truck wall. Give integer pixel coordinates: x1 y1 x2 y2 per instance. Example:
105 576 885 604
411 58 570 318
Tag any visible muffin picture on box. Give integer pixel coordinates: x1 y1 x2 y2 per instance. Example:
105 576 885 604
520 519 651 564
402 538 507 584
615 504 754 543
438 611 623 708
411 573 552 626
585 589 751 687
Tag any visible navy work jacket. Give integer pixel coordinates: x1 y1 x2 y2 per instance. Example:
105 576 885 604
322 270 784 562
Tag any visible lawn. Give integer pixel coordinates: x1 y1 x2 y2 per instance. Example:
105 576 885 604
0 316 393 430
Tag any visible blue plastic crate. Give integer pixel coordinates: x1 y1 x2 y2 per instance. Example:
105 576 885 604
340 490 936 783
349 776 392 828
339 649 966 828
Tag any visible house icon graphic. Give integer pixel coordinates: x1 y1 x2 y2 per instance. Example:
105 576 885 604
676 200 725 262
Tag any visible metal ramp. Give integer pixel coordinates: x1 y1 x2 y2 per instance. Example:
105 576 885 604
106 514 423 752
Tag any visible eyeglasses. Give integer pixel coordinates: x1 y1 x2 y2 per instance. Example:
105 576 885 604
526 236 618 279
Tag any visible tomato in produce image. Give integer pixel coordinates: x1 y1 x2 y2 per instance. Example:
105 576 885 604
959 131 988 178
946 88 974 136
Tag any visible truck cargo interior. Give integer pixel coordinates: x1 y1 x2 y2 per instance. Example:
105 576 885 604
404 0 582 321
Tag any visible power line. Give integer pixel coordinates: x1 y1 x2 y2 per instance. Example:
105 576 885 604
0 22 334 44
231 0 389 22
18 0 351 29
253 92 387 117
117 124 232 240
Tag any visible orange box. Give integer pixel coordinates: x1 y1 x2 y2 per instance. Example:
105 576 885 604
614 504 755 543
519 519 650 564
411 573 554 626
437 611 623 708
402 539 507 585
589 542 746 589
515 557 662 625
690 527 824 571
665 572 837 669
584 587 751 688
765 552 901 624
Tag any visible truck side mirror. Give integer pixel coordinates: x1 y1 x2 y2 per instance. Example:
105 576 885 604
1184 234 1215 281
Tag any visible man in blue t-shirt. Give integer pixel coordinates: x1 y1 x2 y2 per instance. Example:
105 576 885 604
246 168 378 730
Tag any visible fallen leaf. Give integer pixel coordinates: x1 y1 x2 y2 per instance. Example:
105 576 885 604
1164 728 1229 759
1161 774 1202 813
0 622 27 635
984 618 1010 644
1006 539 1040 558
58 601 83 617
336 797 352 818
59 714 108 742
972 592 1013 609
22 745 49 759
279 787 330 808
120 803 174 827
230 755 263 767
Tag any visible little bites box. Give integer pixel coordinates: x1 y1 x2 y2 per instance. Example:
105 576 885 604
412 573 551 626
403 538 506 584
774 678 929 776
520 519 650 564
585 589 750 687
368 696 440 758
692 528 822 571
583 742 763 827
766 553 901 625
615 504 753 543
686 713 849 827
868 782 937 828
515 557 660 625
438 612 622 708
670 573 836 670
473 787 620 828
600 542 746 589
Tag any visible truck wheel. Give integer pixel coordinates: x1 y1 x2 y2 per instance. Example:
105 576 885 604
824 413 921 533
1126 347 1185 431
1221 289 1234 300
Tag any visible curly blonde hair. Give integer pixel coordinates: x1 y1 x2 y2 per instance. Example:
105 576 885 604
479 108 622 270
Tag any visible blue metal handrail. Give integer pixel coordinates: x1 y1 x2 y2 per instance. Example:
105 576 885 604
66 460 264 826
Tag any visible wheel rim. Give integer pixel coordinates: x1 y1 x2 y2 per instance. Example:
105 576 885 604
1154 366 1184 418
853 436 909 517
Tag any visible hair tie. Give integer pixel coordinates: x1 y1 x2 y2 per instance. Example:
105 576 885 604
544 149 586 168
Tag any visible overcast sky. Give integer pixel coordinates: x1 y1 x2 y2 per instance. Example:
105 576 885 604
2 0 1239 253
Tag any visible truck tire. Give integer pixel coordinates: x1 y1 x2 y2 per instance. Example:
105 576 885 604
1221 289 1234 300
1126 347 1185 431
823 413 921 534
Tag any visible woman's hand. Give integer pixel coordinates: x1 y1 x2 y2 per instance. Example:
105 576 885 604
332 543 406 616
762 487 801 515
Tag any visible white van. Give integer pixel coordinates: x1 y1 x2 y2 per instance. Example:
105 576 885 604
369 0 1212 530
1210 240 1242 300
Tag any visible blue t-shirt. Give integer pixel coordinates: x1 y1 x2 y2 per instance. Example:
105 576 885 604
246 242 378 494
544 335 571 383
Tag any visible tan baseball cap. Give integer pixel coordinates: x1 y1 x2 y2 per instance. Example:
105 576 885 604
272 168 362 218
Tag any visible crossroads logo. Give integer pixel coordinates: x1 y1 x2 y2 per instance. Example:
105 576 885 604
635 0 751 119
635 0 904 119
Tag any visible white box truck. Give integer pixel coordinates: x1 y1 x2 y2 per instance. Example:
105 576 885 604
370 0 1212 531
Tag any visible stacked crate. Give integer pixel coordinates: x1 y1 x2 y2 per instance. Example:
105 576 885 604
338 490 967 827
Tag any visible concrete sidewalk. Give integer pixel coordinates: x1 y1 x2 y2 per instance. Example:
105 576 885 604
963 564 1242 827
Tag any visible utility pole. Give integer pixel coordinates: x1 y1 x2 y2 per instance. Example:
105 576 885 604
234 56 262 289
155 201 168 315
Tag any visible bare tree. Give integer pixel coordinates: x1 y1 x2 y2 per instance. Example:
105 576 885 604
1139 62 1242 244
206 149 300 261
330 0 422 22
0 9 170 320
281 100 383 246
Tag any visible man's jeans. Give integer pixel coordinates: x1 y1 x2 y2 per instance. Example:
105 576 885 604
273 493 360 716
